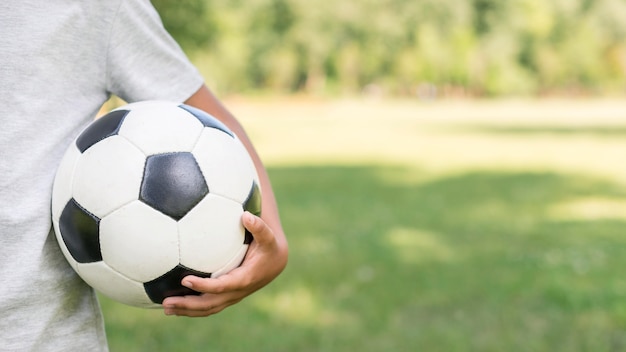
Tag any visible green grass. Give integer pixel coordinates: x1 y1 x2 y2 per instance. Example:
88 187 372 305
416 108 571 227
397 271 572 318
101 98 626 351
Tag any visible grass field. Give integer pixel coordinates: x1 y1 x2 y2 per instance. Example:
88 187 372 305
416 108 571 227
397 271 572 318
101 97 626 351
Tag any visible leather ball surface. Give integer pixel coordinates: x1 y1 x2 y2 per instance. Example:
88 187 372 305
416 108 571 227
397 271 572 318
51 101 261 308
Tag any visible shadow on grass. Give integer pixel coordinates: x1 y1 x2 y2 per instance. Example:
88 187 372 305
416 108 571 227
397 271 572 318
102 165 626 352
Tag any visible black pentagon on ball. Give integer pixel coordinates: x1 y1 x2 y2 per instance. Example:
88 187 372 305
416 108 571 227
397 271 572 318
76 109 129 153
243 180 262 217
178 104 234 138
144 264 211 304
139 152 208 221
243 181 262 244
59 199 102 263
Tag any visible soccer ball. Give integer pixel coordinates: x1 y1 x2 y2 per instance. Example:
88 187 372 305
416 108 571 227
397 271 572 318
51 101 261 308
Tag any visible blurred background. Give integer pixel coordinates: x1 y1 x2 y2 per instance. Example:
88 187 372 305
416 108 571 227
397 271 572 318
101 1 626 351
150 0 626 98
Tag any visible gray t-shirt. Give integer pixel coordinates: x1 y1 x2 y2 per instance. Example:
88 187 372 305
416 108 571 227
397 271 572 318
0 1 203 350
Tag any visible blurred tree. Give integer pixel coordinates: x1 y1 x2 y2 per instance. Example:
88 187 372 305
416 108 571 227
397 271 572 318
153 0 626 97
152 0 218 49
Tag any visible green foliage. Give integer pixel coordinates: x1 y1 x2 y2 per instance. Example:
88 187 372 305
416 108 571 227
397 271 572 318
155 0 626 96
151 0 217 49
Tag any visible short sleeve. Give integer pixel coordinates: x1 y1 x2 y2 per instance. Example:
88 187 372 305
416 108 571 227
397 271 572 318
105 0 204 103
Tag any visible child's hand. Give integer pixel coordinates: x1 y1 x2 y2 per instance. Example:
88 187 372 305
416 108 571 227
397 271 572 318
162 211 288 317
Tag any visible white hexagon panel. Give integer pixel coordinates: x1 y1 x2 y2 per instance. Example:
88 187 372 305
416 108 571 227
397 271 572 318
117 101 204 155
178 194 247 273
72 135 145 218
193 128 258 204
78 261 158 309
100 201 179 282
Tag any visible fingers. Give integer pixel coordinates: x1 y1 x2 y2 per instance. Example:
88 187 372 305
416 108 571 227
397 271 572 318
183 272 246 294
162 293 203 317
162 276 245 317
163 294 241 317
161 268 249 317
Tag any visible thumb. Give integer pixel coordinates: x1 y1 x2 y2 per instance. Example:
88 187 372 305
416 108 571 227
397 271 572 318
242 211 274 246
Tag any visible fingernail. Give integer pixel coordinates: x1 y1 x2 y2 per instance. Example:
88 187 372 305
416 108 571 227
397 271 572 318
182 280 193 288
244 211 255 224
